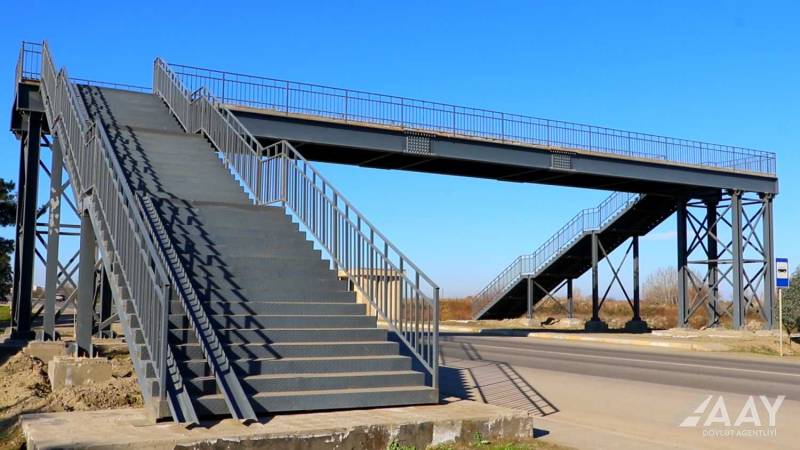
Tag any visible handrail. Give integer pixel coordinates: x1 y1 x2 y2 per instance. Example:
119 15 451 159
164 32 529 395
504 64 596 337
155 59 440 387
167 62 776 176
38 42 188 420
472 191 640 317
140 195 256 422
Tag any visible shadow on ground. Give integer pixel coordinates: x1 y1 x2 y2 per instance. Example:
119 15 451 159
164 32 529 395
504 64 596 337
439 341 559 418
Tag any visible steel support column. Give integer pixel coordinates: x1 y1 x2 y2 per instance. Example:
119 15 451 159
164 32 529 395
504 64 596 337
676 201 688 327
585 232 608 330
730 190 744 329
98 267 114 337
76 211 96 356
11 112 42 339
526 277 533 321
632 236 640 321
705 197 720 327
42 141 63 341
566 278 574 319
761 193 775 329
591 232 599 321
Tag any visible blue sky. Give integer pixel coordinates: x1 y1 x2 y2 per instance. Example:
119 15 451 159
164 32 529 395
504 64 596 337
2 1 798 298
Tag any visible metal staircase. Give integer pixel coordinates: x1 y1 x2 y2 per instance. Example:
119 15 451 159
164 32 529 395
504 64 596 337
472 192 678 320
35 42 439 422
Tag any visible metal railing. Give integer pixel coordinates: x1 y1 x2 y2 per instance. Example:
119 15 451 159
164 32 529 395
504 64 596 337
155 60 440 387
472 191 640 317
140 195 255 422
168 63 776 176
72 78 151 93
39 42 174 412
16 41 41 81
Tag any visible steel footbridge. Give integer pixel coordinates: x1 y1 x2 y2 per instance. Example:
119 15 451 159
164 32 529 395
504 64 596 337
9 41 778 422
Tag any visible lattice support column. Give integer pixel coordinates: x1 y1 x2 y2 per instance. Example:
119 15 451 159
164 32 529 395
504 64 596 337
678 191 773 330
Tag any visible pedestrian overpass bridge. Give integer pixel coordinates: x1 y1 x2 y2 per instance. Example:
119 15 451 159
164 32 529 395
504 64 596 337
9 41 778 423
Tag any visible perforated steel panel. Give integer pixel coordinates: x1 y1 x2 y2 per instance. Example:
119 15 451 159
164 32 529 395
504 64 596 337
552 153 573 170
405 134 432 155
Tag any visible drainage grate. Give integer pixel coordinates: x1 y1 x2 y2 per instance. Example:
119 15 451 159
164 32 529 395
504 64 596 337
551 153 573 170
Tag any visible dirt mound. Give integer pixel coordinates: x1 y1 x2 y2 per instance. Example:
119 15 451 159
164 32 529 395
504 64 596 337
50 377 143 412
0 347 142 450
0 353 52 450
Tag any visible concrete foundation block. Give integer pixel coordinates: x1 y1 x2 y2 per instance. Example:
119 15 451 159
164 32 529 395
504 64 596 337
584 319 609 332
47 356 113 391
24 341 68 364
624 319 649 333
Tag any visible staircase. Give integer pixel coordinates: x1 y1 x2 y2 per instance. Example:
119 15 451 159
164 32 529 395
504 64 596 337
38 42 437 422
473 192 678 320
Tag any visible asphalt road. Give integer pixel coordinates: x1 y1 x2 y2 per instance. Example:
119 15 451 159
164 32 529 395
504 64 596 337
438 333 800 449
439 333 800 401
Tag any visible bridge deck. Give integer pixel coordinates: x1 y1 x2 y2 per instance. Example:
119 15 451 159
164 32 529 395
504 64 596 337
232 106 778 196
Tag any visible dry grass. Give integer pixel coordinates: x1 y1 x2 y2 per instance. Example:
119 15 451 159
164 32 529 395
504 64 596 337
441 297 766 330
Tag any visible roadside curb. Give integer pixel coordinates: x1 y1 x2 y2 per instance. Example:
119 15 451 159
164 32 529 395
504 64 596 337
526 332 731 351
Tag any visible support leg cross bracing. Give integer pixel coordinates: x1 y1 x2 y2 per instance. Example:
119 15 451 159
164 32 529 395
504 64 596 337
676 191 774 329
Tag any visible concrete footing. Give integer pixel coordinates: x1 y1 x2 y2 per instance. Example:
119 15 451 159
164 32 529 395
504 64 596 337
624 319 649 333
24 341 68 364
584 319 609 332
21 400 533 449
47 356 113 391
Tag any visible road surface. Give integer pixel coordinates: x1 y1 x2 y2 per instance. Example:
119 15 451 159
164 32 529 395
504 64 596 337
438 333 800 450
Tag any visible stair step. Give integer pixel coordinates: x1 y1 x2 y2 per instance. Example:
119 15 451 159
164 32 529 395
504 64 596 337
180 355 412 378
187 289 356 303
172 301 366 315
168 314 376 329
169 327 387 344
194 386 438 415
186 370 425 396
173 341 398 361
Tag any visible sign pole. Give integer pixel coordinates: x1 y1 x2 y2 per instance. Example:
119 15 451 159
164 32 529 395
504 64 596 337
779 288 783 357
775 257 789 358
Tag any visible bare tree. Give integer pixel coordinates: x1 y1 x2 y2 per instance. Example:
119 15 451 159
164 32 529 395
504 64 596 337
644 267 678 305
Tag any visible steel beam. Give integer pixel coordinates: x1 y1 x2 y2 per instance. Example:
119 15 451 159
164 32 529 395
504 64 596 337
11 112 42 339
43 141 63 341
76 211 96 356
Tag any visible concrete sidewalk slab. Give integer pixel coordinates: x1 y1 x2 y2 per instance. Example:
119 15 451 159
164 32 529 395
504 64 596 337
21 399 533 449
527 332 731 351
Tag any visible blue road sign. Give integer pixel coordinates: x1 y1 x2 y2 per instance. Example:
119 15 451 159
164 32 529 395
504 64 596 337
776 258 790 288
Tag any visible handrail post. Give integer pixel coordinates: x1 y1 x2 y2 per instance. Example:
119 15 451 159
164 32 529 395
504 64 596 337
255 156 263 205
433 286 439 389
332 192 339 272
159 282 170 401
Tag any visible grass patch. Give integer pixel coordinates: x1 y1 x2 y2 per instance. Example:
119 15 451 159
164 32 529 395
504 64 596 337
428 437 571 450
0 305 10 333
385 437 571 450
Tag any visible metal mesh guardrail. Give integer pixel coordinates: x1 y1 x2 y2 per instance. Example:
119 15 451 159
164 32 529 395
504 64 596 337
168 63 776 176
471 191 640 317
